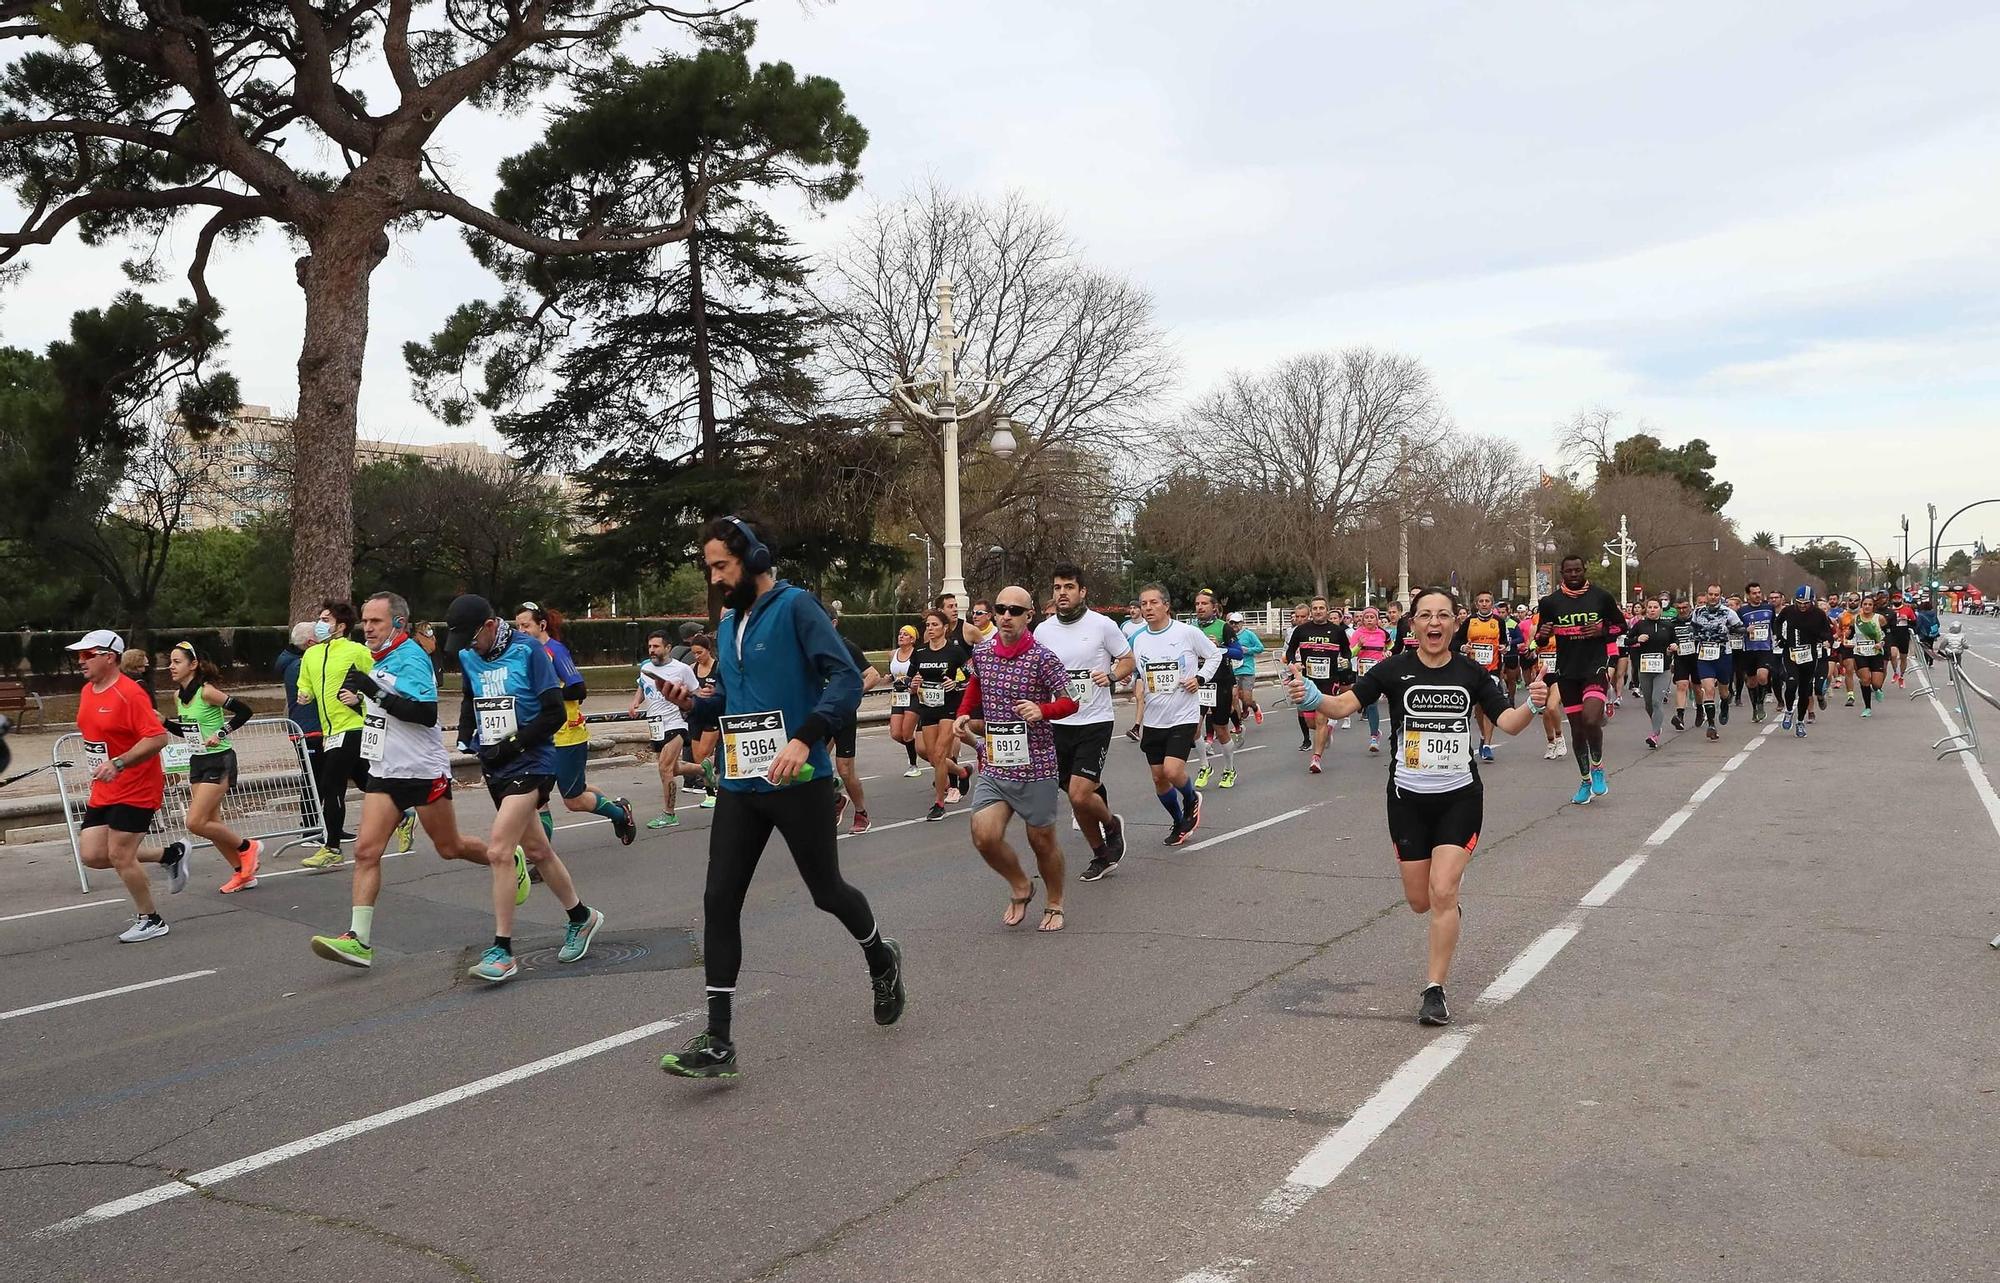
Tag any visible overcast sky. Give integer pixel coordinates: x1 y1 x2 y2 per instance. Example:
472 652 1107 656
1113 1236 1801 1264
4 0 1995 568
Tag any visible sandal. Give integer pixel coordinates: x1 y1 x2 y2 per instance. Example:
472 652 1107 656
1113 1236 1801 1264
1038 905 1065 933
1003 884 1036 927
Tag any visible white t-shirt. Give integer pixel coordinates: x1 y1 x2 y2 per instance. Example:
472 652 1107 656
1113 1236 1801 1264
1128 621 1221 729
637 658 697 732
1033 610 1133 726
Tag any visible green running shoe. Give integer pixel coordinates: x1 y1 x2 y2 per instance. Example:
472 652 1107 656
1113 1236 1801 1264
469 945 517 983
700 793 716 809
1218 769 1236 789
392 811 416 854
513 846 530 906
557 908 605 963
660 1031 738 1079
310 930 373 968
1194 765 1211 788
647 813 680 829
300 846 345 872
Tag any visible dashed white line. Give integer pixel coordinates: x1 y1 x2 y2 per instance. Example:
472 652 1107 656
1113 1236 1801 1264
1 970 216 1022
1183 805 1321 853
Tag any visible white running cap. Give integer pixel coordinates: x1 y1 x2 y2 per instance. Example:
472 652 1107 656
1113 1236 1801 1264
66 629 126 653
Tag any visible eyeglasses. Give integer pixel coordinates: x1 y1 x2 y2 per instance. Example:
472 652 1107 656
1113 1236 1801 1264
73 649 109 661
992 604 1031 617
972 608 990 617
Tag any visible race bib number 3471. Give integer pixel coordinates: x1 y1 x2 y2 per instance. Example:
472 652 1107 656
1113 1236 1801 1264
720 711 787 780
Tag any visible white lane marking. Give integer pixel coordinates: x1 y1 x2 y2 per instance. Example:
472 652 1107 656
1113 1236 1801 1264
0 900 119 924
1919 680 2000 840
36 1000 712 1237
1175 722 1780 1282
1 970 216 1022
1182 805 1321 853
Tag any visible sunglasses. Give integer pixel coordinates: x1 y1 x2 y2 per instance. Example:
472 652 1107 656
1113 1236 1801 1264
992 604 1031 617
73 649 110 661
971 609 990 617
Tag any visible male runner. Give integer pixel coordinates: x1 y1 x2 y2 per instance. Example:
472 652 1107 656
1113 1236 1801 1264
1687 584 1741 741
1034 564 1134 881
1453 591 1507 762
1670 597 1699 731
1534 555 1624 804
1192 589 1243 789
1495 599 1527 707
1736 583 1778 722
516 603 637 847
1777 587 1832 738
629 630 706 828
1130 584 1222 845
654 517 903 1080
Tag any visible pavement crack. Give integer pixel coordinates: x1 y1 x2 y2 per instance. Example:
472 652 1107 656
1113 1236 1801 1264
177 1178 489 1280
126 1085 279 1165
734 898 1408 1283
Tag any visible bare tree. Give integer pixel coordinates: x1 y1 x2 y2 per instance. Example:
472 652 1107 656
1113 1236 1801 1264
1555 406 1621 474
815 183 1175 558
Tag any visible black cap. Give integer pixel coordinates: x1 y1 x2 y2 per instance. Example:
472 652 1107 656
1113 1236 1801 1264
443 594 496 657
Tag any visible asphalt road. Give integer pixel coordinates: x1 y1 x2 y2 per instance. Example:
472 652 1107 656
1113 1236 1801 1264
4 637 1999 1283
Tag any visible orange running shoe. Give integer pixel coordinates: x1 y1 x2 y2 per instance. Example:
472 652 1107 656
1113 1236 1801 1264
220 840 262 894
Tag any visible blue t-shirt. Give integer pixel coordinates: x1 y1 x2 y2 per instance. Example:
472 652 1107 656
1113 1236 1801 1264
369 638 449 781
1738 601 1777 651
459 633 559 778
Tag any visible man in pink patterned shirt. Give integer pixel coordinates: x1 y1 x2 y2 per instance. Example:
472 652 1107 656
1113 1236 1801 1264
954 584 1079 933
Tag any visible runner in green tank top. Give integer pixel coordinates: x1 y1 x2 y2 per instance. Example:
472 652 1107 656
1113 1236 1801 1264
164 641 262 893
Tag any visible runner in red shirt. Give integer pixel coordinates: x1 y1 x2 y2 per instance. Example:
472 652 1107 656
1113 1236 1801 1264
68 630 189 943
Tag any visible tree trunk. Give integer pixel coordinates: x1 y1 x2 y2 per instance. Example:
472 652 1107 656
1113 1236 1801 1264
686 219 727 627
287 216 390 620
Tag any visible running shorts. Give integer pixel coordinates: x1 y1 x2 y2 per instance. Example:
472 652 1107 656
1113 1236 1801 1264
366 774 451 811
1739 652 1773 679
1386 781 1482 862
1887 627 1913 652
1234 671 1258 692
1556 672 1609 710
969 772 1059 829
832 716 858 760
553 742 590 799
1051 721 1113 787
1501 649 1522 670
1696 656 1733 684
1139 722 1197 766
486 772 556 809
81 803 157 834
651 727 691 755
1855 653 1887 673
1673 654 1699 682
916 693 962 728
1204 688 1234 731
186 748 238 789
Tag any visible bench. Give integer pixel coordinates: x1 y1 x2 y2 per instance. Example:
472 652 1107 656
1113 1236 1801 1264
0 679 44 725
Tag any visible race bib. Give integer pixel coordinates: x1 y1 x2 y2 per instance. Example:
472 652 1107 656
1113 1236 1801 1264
161 742 191 772
1198 685 1218 709
1355 658 1375 675
1305 656 1332 681
649 715 670 742
1539 653 1557 674
475 696 518 743
1789 645 1815 664
1403 728 1470 772
1066 669 1094 704
360 709 387 763
719 711 787 780
324 731 347 750
1145 661 1182 695
1854 639 1880 656
1729 636 1744 652
1748 623 1770 643
891 689 912 710
83 739 108 771
1697 643 1722 662
984 720 1030 768
920 686 947 708
1470 643 1495 666
1639 652 1665 674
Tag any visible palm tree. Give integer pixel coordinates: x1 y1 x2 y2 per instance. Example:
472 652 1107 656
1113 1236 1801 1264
1751 531 1778 550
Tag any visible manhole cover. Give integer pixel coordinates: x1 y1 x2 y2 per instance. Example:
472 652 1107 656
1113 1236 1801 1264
516 939 652 972
457 928 698 982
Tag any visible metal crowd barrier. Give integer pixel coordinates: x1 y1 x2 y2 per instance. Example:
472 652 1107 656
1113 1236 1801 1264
51 717 325 894
1919 633 1991 764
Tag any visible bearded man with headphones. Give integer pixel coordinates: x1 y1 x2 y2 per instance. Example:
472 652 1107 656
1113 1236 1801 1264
652 516 907 1080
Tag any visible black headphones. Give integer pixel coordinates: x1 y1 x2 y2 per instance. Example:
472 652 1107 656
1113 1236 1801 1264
721 515 773 575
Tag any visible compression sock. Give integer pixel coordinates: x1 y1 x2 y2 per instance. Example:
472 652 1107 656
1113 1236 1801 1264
1570 729 1593 776
1157 789 1183 825
904 738 919 766
1297 714 1312 746
1751 686 1764 714
1861 685 1873 709
350 905 374 947
591 794 625 819
1703 700 1717 726
1177 780 1198 813
1223 737 1236 771
539 809 555 842
856 924 895 975
706 987 734 1042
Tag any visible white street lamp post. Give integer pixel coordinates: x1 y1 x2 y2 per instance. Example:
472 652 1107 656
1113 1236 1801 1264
1603 513 1640 604
908 532 933 605
888 279 1011 612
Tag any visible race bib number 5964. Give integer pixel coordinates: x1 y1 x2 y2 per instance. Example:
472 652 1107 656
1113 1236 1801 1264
720 711 787 780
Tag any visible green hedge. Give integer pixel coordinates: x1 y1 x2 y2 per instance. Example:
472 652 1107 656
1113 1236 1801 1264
6 627 293 678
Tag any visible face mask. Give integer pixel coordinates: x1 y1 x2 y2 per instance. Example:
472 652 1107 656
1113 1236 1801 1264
313 620 333 642
482 620 514 658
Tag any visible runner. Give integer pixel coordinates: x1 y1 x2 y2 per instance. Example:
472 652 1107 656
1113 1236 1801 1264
910 609 975 821
1283 602 1312 747
1670 596 1698 731
957 584 1079 931
887 625 924 777
629 630 706 829
1286 587 1549 1025
1386 599 1411 655
1886 597 1916 687
1849 597 1889 717
68 630 189 942
1777 587 1833 738
308 592 497 968
1495 599 1526 708
1349 605 1392 754
1191 589 1242 789
685 634 720 802
446 594 604 984
275 621 324 831
516 603 637 847
1534 555 1624 803
1688 584 1742 742
161 641 260 892
1123 601 1150 743
1915 598 1940 663
1725 594 1748 708
1453 591 1507 762
1230 611 1266 727
1828 596 1855 707
297 602 374 871
654 516 902 1080
1033 563 1134 881
827 614 886 835
1736 582 1778 723
1130 584 1223 846
1523 606 1565 759
1624 599 1676 749
1284 597 1351 775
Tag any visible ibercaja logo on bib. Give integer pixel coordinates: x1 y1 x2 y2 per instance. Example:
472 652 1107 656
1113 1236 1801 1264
1405 685 1470 716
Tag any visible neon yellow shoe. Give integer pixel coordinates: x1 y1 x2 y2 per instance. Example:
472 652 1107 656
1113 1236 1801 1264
392 811 416 854
513 846 530 906
300 846 345 872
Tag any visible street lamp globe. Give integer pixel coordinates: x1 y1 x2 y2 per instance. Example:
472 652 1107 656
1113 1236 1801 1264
990 418 1018 459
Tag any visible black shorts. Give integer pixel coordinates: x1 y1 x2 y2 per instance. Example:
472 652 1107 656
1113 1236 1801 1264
1832 646 1853 664
1501 649 1523 670
187 748 238 788
1673 654 1698 682
1855 654 1887 673
366 774 451 811
1556 672 1610 709
1386 781 1483 862
832 717 858 760
81 803 158 834
486 773 556 809
1740 651 1773 678
915 696 960 728
1139 722 1197 766
1051 721 1113 787
651 727 690 755
1887 628 1912 652
1203 691 1233 729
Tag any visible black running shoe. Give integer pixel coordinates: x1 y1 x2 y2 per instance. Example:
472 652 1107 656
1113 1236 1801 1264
871 938 906 1026
1183 793 1202 836
1163 821 1188 847
1418 984 1450 1026
1718 701 1730 726
1670 711 1685 731
1706 725 1720 741
660 1032 739 1079
1079 856 1114 882
611 798 637 846
1101 815 1127 864
925 803 946 822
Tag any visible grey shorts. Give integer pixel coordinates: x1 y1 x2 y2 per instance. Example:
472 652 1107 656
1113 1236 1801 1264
970 772 1060 830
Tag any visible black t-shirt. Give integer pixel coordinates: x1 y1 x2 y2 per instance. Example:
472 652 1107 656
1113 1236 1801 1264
1625 618 1674 672
910 641 971 710
1534 585 1624 680
1285 621 1351 682
1349 650 1514 787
